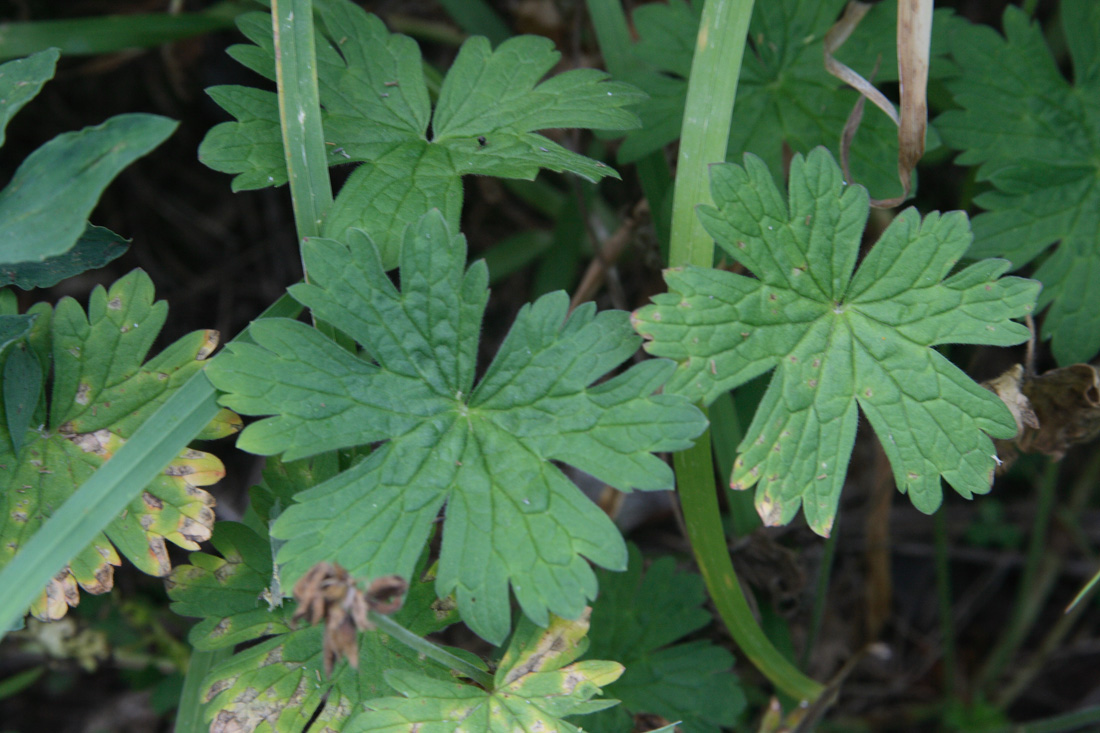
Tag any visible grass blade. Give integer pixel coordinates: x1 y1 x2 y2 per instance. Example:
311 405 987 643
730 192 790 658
271 0 333 241
0 293 302 639
0 1 249 62
174 646 233 733
0 372 220 635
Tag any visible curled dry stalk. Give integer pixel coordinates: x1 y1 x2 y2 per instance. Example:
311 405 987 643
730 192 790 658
824 0 933 206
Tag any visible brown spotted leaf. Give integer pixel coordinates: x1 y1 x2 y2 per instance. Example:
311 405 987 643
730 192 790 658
350 610 624 732
181 521 465 733
0 270 238 620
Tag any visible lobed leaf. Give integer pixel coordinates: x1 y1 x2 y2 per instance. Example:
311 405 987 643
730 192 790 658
167 521 293 651
198 623 458 733
172 481 466 733
207 210 707 643
348 611 623 733
936 1 1100 364
199 0 642 267
0 271 237 620
583 545 744 733
632 148 1040 535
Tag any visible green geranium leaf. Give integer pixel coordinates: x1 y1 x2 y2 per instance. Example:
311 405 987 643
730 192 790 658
936 1 1100 365
206 210 707 643
0 270 238 620
0 114 177 264
348 611 623 732
632 148 1040 535
171 497 466 732
619 0 964 199
198 621 460 733
199 0 643 267
167 521 293 650
0 49 59 147
3 342 41 455
582 545 744 733
1 224 130 290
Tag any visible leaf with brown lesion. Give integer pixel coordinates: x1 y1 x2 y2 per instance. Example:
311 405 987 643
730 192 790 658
0 270 238 621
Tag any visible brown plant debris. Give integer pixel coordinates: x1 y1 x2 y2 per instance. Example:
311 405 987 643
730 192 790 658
984 362 1100 471
291 563 408 676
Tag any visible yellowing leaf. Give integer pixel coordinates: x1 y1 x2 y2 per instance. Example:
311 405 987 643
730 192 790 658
0 271 236 620
348 610 624 733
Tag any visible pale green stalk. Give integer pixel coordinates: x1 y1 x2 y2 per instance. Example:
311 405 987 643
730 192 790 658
371 613 494 689
668 0 824 703
171 9 333 724
272 0 333 242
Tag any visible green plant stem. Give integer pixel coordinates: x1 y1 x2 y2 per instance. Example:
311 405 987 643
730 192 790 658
0 294 302 640
676 437 823 702
978 459 1060 695
665 0 822 703
709 390 758 537
271 0 333 243
370 613 494 689
385 15 466 47
933 505 958 701
997 575 1100 710
174 647 233 733
985 705 1100 733
669 0 750 268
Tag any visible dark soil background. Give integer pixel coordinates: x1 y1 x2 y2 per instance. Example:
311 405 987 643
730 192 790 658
1 1 1098 732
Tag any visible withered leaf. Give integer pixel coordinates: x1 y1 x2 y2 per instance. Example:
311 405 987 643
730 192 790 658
985 362 1100 470
291 562 407 677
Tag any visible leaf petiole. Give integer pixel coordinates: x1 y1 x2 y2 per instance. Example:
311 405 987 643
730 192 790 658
369 612 493 689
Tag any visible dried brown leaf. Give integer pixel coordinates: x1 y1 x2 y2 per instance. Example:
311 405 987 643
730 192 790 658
290 563 408 677
985 362 1100 471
